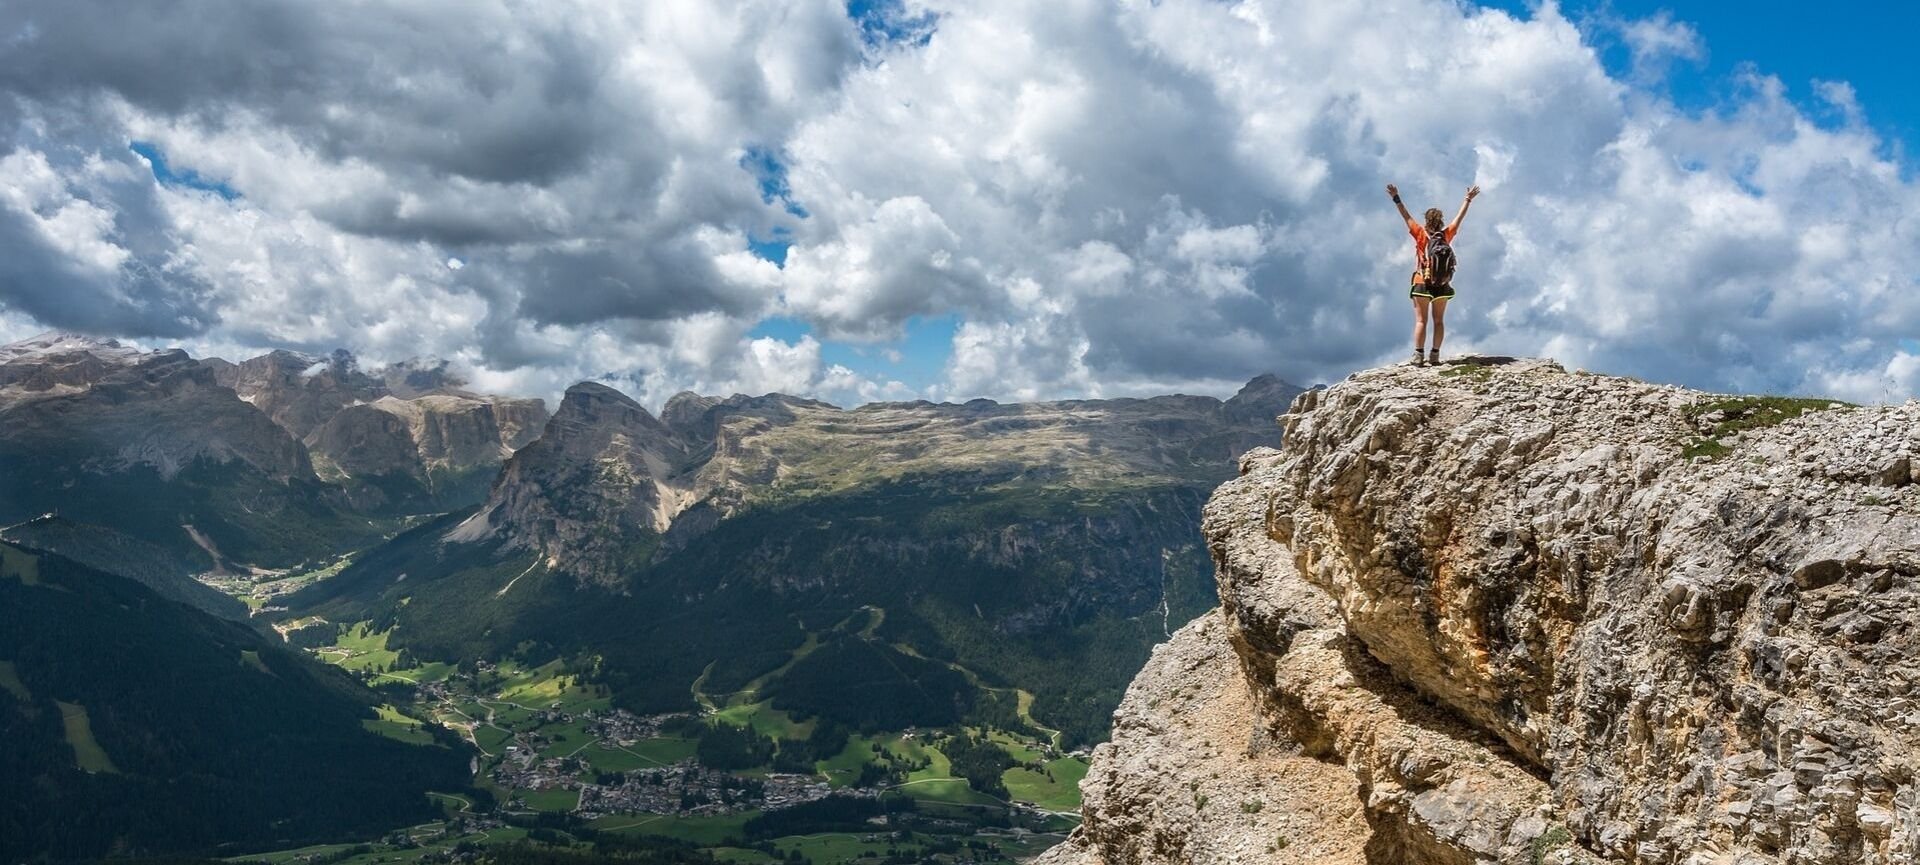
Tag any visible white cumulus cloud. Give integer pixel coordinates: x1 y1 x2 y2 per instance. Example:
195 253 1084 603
0 0 1911 406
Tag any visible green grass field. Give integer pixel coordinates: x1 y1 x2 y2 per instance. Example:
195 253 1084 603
234 840 371 864
329 621 402 672
239 649 274 675
517 787 580 812
892 778 1001 806
55 701 118 774
377 661 456 684
1002 756 1088 811
481 699 539 728
0 659 31 701
473 724 514 755
576 739 692 772
986 729 1042 763
364 704 438 746
706 849 779 865
496 662 610 713
816 735 881 787
712 701 813 740
1 545 42 585
536 720 596 759
241 826 535 865
772 833 901 862
891 735 950 781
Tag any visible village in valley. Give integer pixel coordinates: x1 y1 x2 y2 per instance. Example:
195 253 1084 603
231 605 1088 865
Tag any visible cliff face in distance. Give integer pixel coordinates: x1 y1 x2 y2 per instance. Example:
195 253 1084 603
0 334 374 568
209 348 547 513
1043 358 1919 865
457 376 1304 588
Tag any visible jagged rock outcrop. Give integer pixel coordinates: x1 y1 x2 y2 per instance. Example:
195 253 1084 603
303 404 423 484
1045 358 1919 865
208 349 382 439
451 382 700 582
214 348 547 512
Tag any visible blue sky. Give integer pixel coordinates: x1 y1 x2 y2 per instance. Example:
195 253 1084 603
750 314 960 396
1480 1 1914 160
129 141 239 199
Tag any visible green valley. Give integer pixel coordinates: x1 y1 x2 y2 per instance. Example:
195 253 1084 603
0 335 1298 863
234 626 1088 865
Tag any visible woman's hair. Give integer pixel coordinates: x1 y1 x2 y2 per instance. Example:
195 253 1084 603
1423 208 1445 233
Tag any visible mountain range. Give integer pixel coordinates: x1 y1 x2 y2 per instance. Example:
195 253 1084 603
292 371 1298 744
0 333 547 575
0 330 1301 854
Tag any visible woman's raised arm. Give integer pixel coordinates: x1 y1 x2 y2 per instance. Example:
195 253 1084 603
1387 183 1416 230
1448 185 1480 234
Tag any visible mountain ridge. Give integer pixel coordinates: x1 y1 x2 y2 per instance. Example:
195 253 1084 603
287 369 1304 745
0 335 371 568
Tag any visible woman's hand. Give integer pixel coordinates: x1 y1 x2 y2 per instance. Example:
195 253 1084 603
1465 185 1480 201
1386 183 1400 198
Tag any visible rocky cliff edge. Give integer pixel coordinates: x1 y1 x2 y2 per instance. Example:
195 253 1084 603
1041 357 1919 865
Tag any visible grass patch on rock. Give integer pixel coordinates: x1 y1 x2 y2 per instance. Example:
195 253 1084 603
1438 364 1495 381
1691 396 1850 438
1531 824 1573 865
1682 395 1851 461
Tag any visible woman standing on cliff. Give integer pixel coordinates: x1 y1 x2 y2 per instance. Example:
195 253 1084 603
1386 183 1479 366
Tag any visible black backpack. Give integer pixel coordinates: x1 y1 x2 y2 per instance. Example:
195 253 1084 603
1423 230 1456 288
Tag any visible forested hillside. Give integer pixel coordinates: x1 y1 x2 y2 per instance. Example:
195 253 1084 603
0 542 473 860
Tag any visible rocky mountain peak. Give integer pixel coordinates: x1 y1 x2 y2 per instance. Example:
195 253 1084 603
543 382 686 454
556 380 654 417
0 331 146 361
1220 371 1303 424
0 332 178 403
660 391 724 443
1043 358 1920 865
380 356 465 398
458 381 700 580
214 348 383 438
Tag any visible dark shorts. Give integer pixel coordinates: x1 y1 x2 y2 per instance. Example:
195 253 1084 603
1410 273 1455 300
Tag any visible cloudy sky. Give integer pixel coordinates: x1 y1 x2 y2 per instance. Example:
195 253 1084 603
1 0 1915 407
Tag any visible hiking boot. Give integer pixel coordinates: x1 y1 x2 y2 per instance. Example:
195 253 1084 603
1409 350 1426 367
1428 348 1441 366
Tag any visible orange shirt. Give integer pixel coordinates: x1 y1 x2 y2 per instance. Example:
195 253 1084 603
1408 222 1457 271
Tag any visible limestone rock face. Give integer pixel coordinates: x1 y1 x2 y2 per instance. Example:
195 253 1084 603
463 382 699 583
0 335 313 480
218 348 548 511
1047 358 1920 865
0 334 367 566
489 397 549 451
303 404 422 485
212 349 382 439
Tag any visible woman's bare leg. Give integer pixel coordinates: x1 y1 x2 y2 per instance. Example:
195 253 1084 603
1431 297 1449 352
1411 296 1431 354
